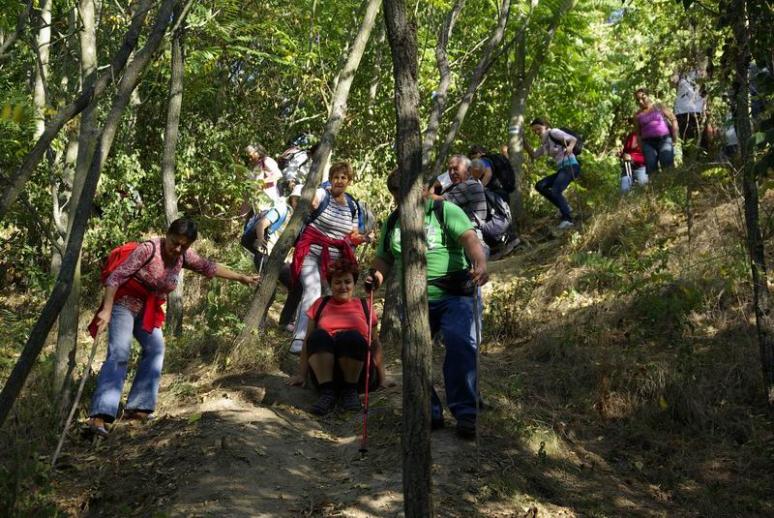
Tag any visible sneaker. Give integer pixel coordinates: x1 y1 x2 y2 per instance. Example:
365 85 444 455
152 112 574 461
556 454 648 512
339 387 362 412
455 416 477 440
311 389 337 416
492 236 521 261
557 220 574 230
289 339 304 355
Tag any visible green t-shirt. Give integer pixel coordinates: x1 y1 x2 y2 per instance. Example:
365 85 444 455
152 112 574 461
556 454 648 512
376 199 473 300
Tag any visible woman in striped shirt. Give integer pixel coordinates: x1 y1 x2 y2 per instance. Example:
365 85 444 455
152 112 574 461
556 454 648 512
289 162 363 354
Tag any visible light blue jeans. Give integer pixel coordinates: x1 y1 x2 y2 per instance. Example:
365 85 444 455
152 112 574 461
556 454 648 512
90 305 165 422
620 164 649 193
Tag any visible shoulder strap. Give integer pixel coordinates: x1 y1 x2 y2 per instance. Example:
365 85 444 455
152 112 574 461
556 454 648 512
345 192 359 220
548 129 565 147
433 199 448 246
306 190 330 224
313 295 332 324
383 209 400 260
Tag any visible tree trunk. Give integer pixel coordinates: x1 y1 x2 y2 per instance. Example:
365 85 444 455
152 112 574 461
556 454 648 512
506 0 573 222
162 15 186 336
431 0 512 179
733 0 774 405
366 23 385 116
227 0 382 360
378 268 402 345
0 0 153 223
420 0 464 169
53 0 100 405
383 1 433 515
0 0 179 429
32 0 51 140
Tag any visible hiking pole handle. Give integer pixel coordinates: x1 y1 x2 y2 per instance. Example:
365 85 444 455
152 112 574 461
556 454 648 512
52 333 102 468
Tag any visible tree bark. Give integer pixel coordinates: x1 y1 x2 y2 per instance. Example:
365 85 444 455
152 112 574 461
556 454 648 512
0 0 153 223
506 0 573 222
383 1 433 515
226 0 382 360
0 0 179 429
431 0 512 179
162 14 186 336
53 0 100 404
732 0 774 405
378 268 402 345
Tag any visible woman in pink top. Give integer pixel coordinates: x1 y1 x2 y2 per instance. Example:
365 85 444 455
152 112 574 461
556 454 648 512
87 218 258 436
634 88 679 175
289 259 384 416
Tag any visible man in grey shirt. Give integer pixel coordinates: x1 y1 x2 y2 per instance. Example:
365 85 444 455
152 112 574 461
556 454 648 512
434 154 488 249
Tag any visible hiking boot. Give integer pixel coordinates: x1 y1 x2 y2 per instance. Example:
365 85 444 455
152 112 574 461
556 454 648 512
557 220 574 230
311 389 337 416
456 416 477 440
339 387 362 412
289 338 304 355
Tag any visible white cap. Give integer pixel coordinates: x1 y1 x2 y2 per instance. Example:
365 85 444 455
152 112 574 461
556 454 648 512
290 184 304 198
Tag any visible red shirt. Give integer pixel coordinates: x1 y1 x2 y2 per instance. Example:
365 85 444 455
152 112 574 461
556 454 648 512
306 297 378 338
622 132 646 168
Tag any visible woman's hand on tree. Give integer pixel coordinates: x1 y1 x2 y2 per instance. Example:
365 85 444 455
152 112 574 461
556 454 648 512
240 274 260 286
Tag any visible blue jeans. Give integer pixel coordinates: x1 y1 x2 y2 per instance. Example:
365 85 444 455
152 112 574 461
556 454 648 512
620 163 649 193
641 136 674 175
90 305 165 422
535 163 580 222
428 295 478 421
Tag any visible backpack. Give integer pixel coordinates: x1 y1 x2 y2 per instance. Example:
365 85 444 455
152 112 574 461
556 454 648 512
382 199 446 261
277 147 309 172
478 189 511 246
240 207 288 253
356 200 377 236
99 241 156 287
549 128 584 155
483 153 516 193
313 295 371 326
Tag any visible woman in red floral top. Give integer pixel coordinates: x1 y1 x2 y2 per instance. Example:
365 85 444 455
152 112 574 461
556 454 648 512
87 219 257 436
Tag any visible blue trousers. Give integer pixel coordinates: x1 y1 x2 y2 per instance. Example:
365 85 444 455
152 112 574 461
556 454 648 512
535 163 580 222
641 136 674 175
90 305 165 422
428 295 478 421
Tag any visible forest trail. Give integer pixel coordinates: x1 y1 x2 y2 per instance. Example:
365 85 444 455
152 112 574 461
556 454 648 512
52 222 682 517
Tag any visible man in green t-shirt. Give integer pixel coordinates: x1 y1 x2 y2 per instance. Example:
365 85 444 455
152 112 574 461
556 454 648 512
367 170 488 439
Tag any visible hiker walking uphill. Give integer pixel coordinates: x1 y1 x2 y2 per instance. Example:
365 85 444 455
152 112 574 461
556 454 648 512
244 143 283 209
367 170 489 440
619 122 649 193
240 184 304 329
86 219 258 437
288 259 385 416
523 118 582 230
634 88 679 175
289 162 365 354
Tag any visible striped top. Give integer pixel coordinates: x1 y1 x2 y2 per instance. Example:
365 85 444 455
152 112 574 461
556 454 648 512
309 188 358 259
443 179 487 228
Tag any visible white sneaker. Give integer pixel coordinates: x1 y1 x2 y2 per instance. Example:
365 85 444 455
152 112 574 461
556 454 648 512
289 339 304 355
557 220 574 230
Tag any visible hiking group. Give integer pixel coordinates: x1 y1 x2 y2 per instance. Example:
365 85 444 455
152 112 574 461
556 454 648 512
83 84 700 441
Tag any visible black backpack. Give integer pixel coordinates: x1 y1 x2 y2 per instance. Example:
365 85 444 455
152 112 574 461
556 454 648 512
549 128 584 155
483 153 516 193
483 188 511 223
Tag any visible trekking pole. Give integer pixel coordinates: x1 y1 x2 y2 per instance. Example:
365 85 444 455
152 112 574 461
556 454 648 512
359 288 375 456
473 286 482 460
52 333 103 468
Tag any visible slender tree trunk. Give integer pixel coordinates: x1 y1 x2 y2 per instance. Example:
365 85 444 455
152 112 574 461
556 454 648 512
162 16 186 336
733 0 774 405
0 0 153 223
384 1 433 515
421 0 464 169
32 0 51 140
0 1 32 62
0 0 179 429
431 0 511 179
378 268 402 345
367 24 385 115
227 0 382 360
506 0 573 222
53 0 100 405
